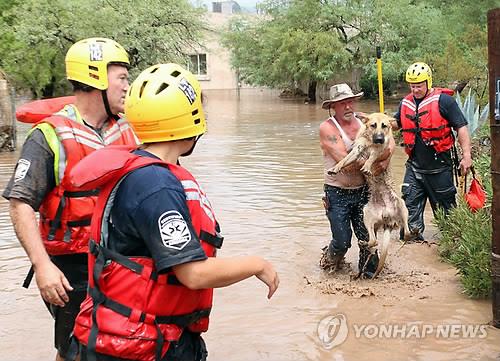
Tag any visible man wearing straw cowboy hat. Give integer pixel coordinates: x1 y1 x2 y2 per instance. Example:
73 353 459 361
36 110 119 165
319 83 393 277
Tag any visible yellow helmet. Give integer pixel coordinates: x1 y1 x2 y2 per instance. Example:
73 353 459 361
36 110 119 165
65 37 129 90
125 63 206 143
405 62 432 89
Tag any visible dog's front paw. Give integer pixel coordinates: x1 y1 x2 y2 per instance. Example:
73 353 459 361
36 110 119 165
358 240 369 248
403 228 421 243
360 164 372 175
327 166 341 175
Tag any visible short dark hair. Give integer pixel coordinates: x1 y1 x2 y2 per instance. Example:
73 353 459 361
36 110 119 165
108 61 130 70
69 62 129 92
69 80 95 93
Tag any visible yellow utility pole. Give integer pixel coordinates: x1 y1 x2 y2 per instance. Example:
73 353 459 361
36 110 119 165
376 47 384 113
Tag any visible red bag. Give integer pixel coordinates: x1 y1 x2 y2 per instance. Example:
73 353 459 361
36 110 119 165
464 167 486 212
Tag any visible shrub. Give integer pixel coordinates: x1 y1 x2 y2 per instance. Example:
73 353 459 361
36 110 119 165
434 125 492 298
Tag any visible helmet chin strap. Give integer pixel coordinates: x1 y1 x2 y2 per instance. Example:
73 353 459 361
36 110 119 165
101 90 118 120
181 135 202 157
424 82 430 98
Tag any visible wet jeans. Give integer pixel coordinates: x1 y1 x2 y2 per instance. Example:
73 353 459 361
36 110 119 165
324 184 369 255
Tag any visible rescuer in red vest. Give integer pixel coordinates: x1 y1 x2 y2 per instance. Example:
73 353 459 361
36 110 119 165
394 62 472 242
2 38 138 361
68 63 279 361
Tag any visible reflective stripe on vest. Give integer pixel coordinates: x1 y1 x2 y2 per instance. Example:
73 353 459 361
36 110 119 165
36 106 138 255
400 88 455 156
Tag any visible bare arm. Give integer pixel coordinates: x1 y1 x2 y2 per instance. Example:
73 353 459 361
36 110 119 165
173 256 279 299
320 121 361 172
457 126 472 175
10 199 72 306
319 121 348 162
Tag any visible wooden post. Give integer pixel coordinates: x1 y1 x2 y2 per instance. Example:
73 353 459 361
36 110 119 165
488 8 500 329
0 79 15 151
10 87 16 150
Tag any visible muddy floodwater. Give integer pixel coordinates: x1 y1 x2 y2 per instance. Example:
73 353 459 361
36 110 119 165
0 89 499 360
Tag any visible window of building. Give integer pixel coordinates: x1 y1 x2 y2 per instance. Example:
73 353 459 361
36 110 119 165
212 2 222 13
189 54 207 76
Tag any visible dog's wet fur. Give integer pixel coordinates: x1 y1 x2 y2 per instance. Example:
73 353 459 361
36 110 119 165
328 113 414 278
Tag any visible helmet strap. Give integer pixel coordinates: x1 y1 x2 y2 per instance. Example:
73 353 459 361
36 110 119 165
424 82 430 98
181 135 202 157
101 90 118 120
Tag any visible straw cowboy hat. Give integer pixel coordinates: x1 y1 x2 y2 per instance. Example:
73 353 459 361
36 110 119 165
321 83 363 109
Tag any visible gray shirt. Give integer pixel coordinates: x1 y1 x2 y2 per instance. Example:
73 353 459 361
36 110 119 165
2 129 55 210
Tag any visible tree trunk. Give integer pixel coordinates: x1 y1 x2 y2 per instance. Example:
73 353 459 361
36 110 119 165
41 76 56 98
307 80 317 103
351 67 362 92
0 79 16 151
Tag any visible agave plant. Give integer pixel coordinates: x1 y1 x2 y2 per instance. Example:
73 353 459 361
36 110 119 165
455 89 489 136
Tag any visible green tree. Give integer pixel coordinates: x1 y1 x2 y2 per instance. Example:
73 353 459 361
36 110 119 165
0 0 17 15
223 0 493 99
430 24 488 100
223 0 450 101
224 0 352 101
0 0 206 97
425 0 500 29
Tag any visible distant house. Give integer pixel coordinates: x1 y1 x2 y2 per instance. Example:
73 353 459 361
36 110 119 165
211 1 241 14
188 1 250 90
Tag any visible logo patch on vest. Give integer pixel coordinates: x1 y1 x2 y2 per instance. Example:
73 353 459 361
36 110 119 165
14 159 31 182
158 211 191 250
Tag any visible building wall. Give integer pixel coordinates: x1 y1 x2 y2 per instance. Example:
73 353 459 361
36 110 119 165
192 3 254 90
197 12 238 90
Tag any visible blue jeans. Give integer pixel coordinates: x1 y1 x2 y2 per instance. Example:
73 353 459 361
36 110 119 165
324 184 369 255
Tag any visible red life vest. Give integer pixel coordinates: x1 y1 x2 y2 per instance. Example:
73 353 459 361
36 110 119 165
38 113 138 255
400 88 455 156
16 96 76 123
68 146 223 361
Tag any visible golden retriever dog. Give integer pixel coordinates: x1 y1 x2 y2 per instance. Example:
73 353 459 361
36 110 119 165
328 113 413 278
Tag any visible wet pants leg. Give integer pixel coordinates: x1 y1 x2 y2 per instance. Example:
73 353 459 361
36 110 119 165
324 185 369 256
401 166 427 239
401 166 457 240
423 168 457 215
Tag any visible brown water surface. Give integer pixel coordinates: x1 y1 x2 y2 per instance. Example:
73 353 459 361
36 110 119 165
0 90 498 361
